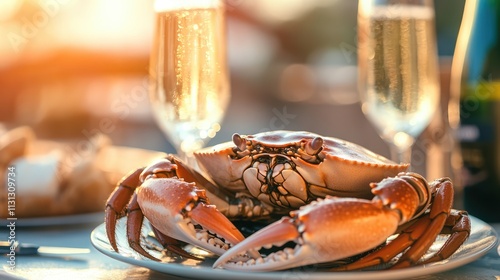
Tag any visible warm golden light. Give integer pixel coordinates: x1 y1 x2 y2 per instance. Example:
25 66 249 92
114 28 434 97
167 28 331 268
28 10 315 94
0 0 21 21
154 0 221 12
0 1 153 56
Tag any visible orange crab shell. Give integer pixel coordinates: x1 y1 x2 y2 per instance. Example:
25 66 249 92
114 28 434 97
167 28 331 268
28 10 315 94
194 131 409 200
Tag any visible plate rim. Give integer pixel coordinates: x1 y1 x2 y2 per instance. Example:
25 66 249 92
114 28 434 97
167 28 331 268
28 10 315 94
1 212 104 227
91 215 498 280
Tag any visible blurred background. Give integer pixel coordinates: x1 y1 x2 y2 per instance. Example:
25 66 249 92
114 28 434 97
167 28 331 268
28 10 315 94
0 0 465 177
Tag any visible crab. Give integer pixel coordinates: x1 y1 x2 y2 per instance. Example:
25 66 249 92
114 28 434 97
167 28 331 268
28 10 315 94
105 130 470 271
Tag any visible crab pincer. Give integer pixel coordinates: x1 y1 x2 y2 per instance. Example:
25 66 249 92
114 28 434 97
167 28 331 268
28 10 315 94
136 177 252 257
213 173 469 271
106 157 258 260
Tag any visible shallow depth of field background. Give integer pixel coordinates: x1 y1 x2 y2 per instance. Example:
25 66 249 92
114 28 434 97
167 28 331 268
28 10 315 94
0 0 465 177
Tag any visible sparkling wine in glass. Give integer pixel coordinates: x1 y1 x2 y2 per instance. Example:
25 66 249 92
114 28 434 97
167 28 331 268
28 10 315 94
357 0 440 165
149 0 230 160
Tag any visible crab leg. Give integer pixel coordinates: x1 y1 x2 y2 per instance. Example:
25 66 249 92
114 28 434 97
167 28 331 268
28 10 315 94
419 209 470 265
105 168 144 252
125 193 159 260
391 178 455 268
105 157 180 255
213 173 432 271
150 226 203 260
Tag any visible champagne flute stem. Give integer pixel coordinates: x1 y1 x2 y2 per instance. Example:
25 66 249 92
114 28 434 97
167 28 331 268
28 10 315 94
389 144 412 167
178 139 205 168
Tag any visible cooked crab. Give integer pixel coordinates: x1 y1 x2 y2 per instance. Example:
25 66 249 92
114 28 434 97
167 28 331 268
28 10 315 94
104 130 470 271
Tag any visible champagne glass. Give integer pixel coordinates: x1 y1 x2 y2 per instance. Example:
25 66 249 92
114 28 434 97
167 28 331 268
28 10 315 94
149 0 230 162
357 0 440 166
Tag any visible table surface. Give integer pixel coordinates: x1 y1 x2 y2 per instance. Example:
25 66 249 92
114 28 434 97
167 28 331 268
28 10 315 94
1 215 499 280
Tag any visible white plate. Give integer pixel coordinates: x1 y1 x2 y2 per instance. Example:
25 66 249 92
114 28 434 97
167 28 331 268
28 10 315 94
91 215 498 280
1 212 104 227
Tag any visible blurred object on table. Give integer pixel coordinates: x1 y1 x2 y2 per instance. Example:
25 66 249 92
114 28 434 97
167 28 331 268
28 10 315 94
0 126 165 218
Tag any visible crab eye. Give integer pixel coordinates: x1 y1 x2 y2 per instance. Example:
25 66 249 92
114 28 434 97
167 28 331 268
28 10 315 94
232 133 247 151
305 136 323 155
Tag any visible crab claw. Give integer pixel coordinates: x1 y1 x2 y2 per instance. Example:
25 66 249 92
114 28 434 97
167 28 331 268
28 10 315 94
214 197 401 271
136 177 250 256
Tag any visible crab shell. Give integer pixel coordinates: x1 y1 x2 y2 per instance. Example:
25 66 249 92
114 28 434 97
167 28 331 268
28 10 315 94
194 131 408 210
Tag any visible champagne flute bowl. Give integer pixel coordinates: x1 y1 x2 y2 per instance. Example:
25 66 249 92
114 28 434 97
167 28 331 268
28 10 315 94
149 0 230 161
357 0 440 165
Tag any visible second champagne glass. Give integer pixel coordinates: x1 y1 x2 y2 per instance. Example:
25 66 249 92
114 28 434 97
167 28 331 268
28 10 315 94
357 0 440 165
149 0 230 161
